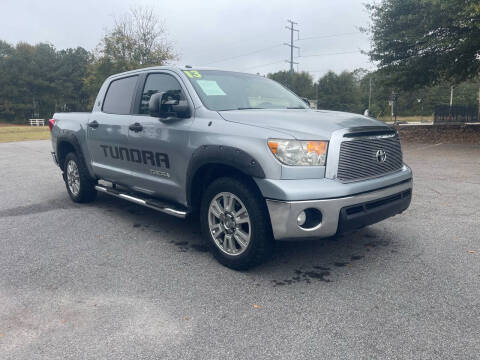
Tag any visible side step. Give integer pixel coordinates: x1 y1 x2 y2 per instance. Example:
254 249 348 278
95 185 188 218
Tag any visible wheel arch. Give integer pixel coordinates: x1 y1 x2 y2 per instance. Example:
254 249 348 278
186 145 266 211
56 134 90 174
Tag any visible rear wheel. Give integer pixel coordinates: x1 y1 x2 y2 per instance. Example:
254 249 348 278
200 177 273 270
63 152 97 203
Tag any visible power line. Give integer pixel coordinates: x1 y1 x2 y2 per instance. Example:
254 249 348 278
191 32 289 60
200 43 283 66
297 50 360 58
241 50 363 72
297 31 362 42
284 20 299 73
241 59 286 71
198 31 363 69
193 31 363 65
196 25 364 71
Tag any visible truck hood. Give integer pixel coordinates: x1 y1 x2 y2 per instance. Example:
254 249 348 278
218 109 389 140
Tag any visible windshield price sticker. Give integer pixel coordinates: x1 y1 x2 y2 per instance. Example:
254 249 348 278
184 70 202 78
196 80 226 96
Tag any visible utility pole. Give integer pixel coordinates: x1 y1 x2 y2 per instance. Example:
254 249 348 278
478 85 480 122
417 98 424 122
391 91 398 125
368 77 372 113
449 85 454 122
284 20 299 73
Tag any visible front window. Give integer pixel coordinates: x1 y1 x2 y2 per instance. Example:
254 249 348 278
183 70 308 111
139 73 185 114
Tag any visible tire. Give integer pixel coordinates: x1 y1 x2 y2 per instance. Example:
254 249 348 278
63 152 97 203
200 177 273 270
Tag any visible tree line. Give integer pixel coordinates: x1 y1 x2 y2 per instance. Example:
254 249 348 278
0 7 175 123
268 70 479 119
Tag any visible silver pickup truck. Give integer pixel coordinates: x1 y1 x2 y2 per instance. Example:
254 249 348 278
50 66 412 269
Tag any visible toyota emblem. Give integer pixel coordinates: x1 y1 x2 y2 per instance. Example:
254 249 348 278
376 149 387 163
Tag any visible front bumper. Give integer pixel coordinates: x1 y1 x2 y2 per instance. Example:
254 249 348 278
266 179 412 240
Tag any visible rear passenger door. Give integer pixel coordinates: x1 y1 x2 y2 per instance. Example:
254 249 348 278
128 72 193 203
87 75 138 186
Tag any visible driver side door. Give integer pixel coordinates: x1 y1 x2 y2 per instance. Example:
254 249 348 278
127 72 193 203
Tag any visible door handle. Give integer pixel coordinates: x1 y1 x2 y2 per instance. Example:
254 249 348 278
129 123 143 132
87 120 99 129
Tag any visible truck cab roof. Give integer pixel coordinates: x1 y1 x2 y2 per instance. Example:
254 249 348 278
106 65 242 81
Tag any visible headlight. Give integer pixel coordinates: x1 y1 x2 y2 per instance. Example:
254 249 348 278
268 139 328 166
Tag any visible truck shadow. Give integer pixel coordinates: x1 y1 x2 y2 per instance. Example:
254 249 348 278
94 193 399 286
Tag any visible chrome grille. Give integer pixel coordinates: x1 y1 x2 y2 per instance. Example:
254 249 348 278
337 135 403 182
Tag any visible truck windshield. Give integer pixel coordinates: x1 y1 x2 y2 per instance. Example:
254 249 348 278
183 70 308 111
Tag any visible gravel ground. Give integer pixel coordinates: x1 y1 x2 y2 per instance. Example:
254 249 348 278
0 140 479 359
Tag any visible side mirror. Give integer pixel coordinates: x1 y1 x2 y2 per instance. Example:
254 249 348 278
301 97 311 107
149 91 191 119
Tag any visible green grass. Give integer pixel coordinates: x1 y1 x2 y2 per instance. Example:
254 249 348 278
0 125 51 143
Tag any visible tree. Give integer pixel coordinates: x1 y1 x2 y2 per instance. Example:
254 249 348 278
267 71 315 98
365 0 480 89
0 42 58 122
85 6 177 101
53 47 92 112
0 41 92 122
316 71 363 113
0 40 14 58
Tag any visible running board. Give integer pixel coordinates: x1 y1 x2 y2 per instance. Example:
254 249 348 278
95 185 188 218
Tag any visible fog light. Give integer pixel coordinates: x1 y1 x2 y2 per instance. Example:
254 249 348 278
297 208 323 230
297 211 306 226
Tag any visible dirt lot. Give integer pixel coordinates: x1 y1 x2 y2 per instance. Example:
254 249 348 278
0 140 479 359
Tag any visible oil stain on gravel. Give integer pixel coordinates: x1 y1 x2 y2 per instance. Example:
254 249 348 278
190 243 209 252
272 267 332 286
364 239 391 250
170 240 209 253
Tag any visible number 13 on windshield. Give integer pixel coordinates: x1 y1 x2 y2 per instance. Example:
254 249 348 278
184 70 202 79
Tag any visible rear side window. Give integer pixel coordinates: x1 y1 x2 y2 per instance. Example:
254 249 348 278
102 76 138 114
139 73 185 114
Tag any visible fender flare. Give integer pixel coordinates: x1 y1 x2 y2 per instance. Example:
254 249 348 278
186 145 266 205
56 133 91 175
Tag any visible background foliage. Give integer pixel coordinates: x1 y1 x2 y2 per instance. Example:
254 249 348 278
364 0 480 90
268 69 478 117
267 71 316 99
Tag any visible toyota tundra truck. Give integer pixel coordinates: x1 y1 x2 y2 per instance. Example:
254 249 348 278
50 66 412 269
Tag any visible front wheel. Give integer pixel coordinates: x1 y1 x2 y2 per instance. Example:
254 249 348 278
200 177 273 270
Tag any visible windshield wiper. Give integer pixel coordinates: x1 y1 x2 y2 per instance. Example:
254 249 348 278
286 106 306 109
236 107 263 110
